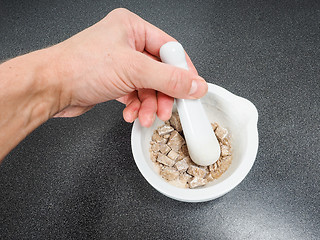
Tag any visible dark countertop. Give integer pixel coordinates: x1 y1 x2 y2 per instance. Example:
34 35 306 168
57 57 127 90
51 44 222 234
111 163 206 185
0 1 319 239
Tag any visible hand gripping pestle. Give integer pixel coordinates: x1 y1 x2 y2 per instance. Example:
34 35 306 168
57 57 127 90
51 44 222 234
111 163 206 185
159 41 220 166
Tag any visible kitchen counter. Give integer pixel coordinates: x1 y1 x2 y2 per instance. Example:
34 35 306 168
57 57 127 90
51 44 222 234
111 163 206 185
0 0 319 239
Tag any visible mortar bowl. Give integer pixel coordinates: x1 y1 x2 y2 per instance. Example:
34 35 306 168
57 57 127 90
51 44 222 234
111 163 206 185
131 83 259 202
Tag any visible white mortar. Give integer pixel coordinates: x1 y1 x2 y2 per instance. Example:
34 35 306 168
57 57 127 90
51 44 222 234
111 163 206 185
131 83 259 202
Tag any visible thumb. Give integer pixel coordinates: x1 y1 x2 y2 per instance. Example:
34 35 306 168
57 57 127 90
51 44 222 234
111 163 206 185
132 53 208 99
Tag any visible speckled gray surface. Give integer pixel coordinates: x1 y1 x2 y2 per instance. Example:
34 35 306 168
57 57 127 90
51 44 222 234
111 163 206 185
0 0 319 239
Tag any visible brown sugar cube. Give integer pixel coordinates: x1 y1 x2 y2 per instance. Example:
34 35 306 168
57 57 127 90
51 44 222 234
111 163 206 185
159 144 171 155
157 125 174 136
211 122 218 131
209 163 217 172
187 165 207 178
176 154 185 161
160 166 179 181
205 173 215 182
189 177 208 189
151 142 161 152
150 152 158 162
177 146 188 161
180 144 189 156
221 144 231 156
151 132 168 144
210 171 223 179
204 166 210 175
160 138 168 144
167 131 185 152
219 156 232 172
208 164 214 172
169 112 183 132
157 154 176 167
216 160 221 167
182 156 192 165
209 162 218 172
221 135 231 146
167 150 179 161
179 173 193 187
152 131 163 142
163 134 170 139
179 173 192 182
222 155 232 164
176 155 192 166
175 158 189 172
215 126 228 141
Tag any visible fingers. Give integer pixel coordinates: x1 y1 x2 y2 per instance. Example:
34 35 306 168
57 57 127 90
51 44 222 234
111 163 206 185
157 92 174 121
121 89 172 126
142 50 160 61
137 89 157 127
142 49 197 75
122 91 141 123
121 89 158 127
132 52 208 100
106 9 204 126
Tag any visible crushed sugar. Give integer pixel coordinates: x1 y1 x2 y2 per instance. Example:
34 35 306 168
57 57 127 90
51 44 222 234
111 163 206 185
149 112 232 189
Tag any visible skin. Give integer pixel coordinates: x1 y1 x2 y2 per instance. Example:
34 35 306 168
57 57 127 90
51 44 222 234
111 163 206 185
0 8 208 162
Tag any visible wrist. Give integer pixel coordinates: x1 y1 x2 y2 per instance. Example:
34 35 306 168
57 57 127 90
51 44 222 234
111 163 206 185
35 46 71 116
17 47 69 118
0 47 69 160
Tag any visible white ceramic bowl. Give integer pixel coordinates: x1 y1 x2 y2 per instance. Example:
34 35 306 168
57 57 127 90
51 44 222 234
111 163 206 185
131 83 259 202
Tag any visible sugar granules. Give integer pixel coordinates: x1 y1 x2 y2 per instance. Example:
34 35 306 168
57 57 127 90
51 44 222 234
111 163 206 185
149 112 232 189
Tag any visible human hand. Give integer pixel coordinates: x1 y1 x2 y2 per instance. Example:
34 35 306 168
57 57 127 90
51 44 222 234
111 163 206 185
52 8 208 127
0 8 209 161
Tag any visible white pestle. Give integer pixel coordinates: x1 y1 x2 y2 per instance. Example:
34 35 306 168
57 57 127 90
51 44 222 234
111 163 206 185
159 41 220 166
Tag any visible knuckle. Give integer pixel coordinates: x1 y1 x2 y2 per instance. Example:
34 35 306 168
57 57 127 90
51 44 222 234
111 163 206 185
109 8 129 16
168 68 185 93
106 8 131 22
121 52 144 88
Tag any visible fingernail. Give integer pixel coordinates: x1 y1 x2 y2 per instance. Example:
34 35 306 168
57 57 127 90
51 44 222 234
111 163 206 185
188 80 198 96
189 76 208 97
124 112 133 123
124 109 136 123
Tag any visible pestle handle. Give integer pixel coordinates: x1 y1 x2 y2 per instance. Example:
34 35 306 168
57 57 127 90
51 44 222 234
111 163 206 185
159 42 189 70
159 42 220 166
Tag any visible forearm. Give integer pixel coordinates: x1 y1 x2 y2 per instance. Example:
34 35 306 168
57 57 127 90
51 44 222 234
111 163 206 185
0 9 208 162
0 48 67 161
